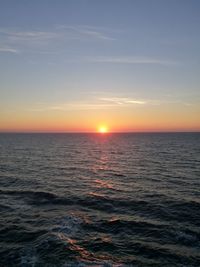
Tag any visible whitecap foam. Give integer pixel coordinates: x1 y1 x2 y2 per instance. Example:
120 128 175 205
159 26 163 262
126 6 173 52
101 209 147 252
52 214 82 237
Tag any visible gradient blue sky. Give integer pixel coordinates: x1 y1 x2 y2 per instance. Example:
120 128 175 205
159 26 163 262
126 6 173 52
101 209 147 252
0 0 200 132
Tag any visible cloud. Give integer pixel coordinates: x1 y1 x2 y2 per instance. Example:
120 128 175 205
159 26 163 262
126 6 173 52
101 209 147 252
0 28 61 54
59 25 114 40
100 97 146 105
30 96 147 112
30 102 115 112
30 94 196 113
0 46 18 53
0 25 114 46
88 56 177 65
0 28 59 40
0 25 114 56
49 103 114 111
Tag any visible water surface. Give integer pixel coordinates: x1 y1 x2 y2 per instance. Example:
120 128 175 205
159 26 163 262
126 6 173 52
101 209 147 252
0 133 200 266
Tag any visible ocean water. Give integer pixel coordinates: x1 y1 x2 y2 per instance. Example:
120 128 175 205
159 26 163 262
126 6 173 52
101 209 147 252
0 133 200 267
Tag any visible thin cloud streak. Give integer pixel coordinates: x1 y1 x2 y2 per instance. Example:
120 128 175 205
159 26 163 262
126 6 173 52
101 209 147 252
100 97 146 105
0 25 114 49
30 97 147 112
29 95 194 112
57 25 115 40
0 46 19 53
88 56 178 65
50 103 115 111
30 103 116 112
0 28 59 45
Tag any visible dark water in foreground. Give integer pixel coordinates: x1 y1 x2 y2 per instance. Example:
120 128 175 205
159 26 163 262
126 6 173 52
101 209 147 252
0 133 200 267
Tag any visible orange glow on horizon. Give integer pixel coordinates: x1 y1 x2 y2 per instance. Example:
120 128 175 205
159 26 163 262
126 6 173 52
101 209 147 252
98 126 108 134
0 104 200 133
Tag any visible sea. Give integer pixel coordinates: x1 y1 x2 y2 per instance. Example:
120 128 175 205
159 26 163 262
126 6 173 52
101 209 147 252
0 133 199 267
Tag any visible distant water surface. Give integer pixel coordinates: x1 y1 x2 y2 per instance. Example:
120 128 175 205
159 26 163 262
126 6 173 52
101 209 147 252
0 133 200 266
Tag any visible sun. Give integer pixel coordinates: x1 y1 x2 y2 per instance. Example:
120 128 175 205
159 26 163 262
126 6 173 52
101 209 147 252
98 126 108 134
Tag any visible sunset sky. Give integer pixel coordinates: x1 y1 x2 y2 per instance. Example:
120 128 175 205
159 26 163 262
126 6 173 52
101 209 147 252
0 0 200 132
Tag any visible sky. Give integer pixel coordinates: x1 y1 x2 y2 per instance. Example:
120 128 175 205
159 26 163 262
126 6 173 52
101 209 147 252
0 0 200 132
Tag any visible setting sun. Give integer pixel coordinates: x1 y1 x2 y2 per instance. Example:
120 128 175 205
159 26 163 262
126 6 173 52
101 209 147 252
98 126 108 134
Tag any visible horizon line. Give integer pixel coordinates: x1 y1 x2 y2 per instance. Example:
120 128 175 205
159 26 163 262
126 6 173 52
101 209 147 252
0 131 199 134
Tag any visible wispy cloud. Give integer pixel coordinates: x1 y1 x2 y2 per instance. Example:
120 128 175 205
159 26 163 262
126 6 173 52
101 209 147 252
0 28 61 49
0 46 19 53
57 25 115 40
30 102 115 112
0 25 114 54
30 96 147 112
29 93 196 113
100 97 146 105
87 56 177 65
50 103 114 111
1 30 59 42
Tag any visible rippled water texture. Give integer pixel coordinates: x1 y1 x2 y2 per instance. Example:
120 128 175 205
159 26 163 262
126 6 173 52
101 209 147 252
0 133 200 266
